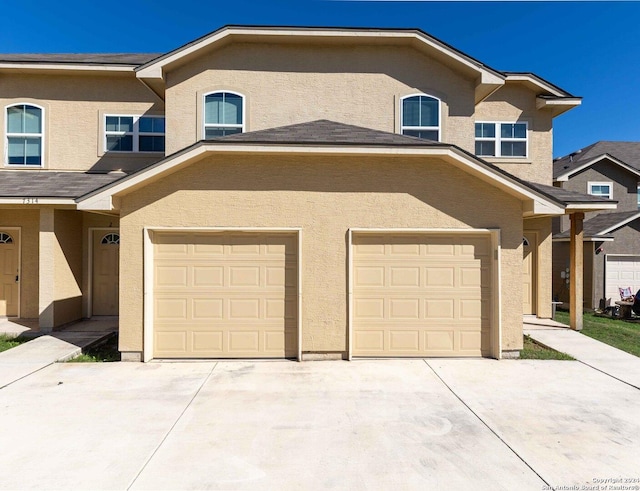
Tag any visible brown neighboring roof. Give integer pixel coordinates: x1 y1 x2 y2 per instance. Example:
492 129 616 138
553 141 640 179
208 119 447 147
0 171 124 198
523 181 617 205
554 210 640 239
0 53 160 65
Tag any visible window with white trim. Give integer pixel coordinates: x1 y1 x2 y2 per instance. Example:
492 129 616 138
401 94 440 141
475 122 527 157
104 115 165 153
204 92 244 138
637 185 639 209
588 181 612 200
6 104 43 166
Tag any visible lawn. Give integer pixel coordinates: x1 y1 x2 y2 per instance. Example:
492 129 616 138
67 333 120 362
554 310 640 357
519 335 574 360
0 334 29 353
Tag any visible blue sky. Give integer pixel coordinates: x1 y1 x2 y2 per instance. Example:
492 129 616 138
2 1 639 158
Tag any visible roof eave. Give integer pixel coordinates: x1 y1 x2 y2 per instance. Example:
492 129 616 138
555 154 640 182
0 63 137 73
536 97 582 117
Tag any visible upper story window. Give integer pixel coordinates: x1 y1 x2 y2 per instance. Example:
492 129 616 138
6 104 43 166
204 92 244 138
105 115 165 153
401 94 440 141
588 181 612 200
475 122 527 158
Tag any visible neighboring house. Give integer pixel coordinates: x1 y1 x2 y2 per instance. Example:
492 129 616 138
553 142 640 309
0 26 612 361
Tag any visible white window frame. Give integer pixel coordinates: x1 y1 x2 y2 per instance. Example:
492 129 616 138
203 91 245 138
637 184 639 209
475 121 528 158
5 103 45 167
104 114 165 153
588 181 613 200
400 93 441 142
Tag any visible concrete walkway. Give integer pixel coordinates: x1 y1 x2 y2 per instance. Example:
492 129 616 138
524 316 640 390
0 317 117 389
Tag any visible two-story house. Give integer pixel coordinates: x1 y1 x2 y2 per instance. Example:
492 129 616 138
0 26 612 361
553 141 640 309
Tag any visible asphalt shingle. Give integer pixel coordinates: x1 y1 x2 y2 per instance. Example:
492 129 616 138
0 53 160 65
553 141 640 179
0 172 124 198
553 210 640 239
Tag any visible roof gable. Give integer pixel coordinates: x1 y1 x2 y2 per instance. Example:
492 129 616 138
554 141 640 181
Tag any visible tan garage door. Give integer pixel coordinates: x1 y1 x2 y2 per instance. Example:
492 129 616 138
352 234 492 357
153 232 297 358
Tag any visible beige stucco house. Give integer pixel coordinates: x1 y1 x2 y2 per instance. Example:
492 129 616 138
0 26 613 361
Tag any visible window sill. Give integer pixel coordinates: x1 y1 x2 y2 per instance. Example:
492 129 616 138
4 164 44 169
100 152 165 158
480 157 532 165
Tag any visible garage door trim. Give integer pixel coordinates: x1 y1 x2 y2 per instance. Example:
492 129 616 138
347 228 501 360
143 227 303 362
604 253 640 303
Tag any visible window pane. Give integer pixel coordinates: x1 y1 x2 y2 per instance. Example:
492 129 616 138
7 137 25 164
7 137 41 165
475 141 496 156
106 135 133 151
205 93 243 126
402 129 438 141
105 116 119 132
419 97 438 126
402 97 420 126
501 141 526 157
118 117 133 133
139 135 165 152
7 106 23 133
205 94 223 124
205 126 242 139
24 106 42 133
501 123 526 139
475 123 495 138
222 94 242 125
139 117 165 133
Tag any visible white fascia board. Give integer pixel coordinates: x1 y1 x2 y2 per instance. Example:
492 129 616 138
136 28 505 83
553 237 615 242
598 211 640 235
0 198 76 205
536 97 581 109
564 202 618 211
77 142 564 215
555 154 640 182
0 63 135 73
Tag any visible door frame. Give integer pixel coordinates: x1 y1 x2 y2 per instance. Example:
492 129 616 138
347 228 501 360
87 227 119 318
0 227 21 318
143 227 303 363
523 230 538 316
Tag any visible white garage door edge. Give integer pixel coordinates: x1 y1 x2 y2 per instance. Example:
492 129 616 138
347 228 502 360
143 227 303 362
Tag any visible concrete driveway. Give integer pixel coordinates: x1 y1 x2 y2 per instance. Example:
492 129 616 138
0 360 638 491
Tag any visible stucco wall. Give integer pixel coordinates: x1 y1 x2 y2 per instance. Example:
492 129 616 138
475 83 553 185
524 216 553 318
118 154 524 356
0 72 164 172
553 241 594 309
164 42 477 154
0 208 39 318
53 210 83 326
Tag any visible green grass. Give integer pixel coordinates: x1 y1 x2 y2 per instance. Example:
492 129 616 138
0 334 29 353
67 333 120 363
519 334 574 360
554 310 640 357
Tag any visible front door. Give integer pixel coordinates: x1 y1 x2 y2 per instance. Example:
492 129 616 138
523 234 537 315
0 231 19 317
92 231 120 316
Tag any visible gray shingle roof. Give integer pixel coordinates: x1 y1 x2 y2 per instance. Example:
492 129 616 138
208 119 446 146
0 53 160 65
554 210 640 239
553 141 640 179
0 171 124 198
524 181 617 204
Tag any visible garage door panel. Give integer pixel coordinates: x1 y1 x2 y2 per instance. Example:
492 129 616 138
605 256 640 301
153 232 297 359
353 234 491 357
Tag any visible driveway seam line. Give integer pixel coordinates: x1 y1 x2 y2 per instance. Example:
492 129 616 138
423 359 551 488
0 361 56 390
126 361 219 490
576 360 640 391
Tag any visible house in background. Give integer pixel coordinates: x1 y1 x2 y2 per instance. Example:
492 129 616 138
0 26 613 361
553 142 640 309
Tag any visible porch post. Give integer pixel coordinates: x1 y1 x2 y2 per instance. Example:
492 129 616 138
569 212 584 331
39 208 55 332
